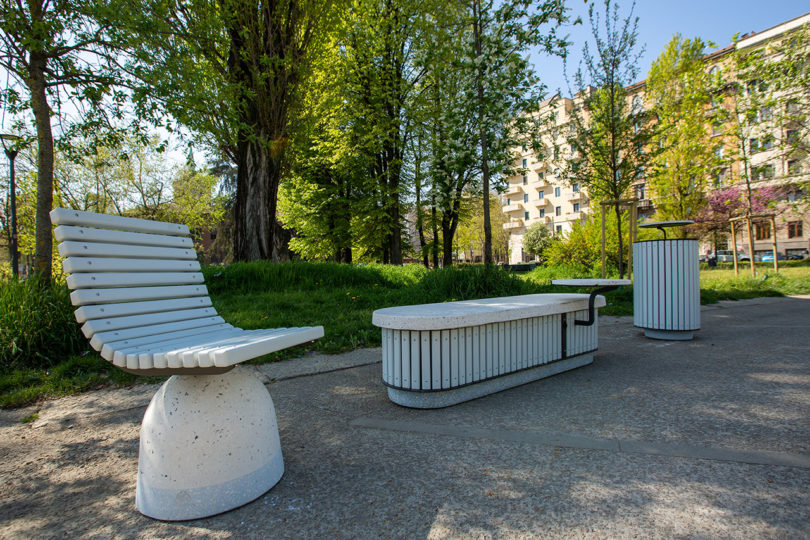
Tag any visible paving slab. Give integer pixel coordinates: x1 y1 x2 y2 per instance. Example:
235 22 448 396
1 296 809 538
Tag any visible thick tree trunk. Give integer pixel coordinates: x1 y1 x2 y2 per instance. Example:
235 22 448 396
472 1 492 267
28 51 53 281
233 133 281 261
430 195 439 268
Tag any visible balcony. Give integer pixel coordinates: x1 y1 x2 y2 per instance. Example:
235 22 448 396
534 198 551 207
505 184 523 196
637 199 654 211
503 204 523 213
503 220 524 230
568 191 584 201
566 211 585 221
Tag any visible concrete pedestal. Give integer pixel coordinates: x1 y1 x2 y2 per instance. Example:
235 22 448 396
136 367 283 520
633 239 700 340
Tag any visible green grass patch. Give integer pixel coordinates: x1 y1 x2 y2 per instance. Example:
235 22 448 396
3 260 810 408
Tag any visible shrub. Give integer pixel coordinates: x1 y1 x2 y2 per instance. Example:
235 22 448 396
0 277 86 371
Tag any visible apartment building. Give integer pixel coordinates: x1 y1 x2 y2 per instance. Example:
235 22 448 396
502 12 809 264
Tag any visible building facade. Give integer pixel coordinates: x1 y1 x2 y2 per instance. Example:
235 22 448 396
502 12 809 264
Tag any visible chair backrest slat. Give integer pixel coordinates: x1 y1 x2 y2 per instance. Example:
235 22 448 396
81 307 219 338
54 225 193 248
66 272 205 290
51 208 189 236
63 257 201 274
69 284 210 306
58 241 197 260
74 297 213 324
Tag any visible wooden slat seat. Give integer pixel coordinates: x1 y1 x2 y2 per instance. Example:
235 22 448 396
51 208 324 375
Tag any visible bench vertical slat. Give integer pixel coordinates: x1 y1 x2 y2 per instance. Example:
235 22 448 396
431 331 441 390
401 331 410 389
441 330 451 389
450 329 459 387
381 329 389 382
393 330 402 387
464 328 475 383
420 331 431 390
410 332 420 390
470 326 481 381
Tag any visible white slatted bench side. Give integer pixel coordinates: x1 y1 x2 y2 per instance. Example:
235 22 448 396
373 294 605 408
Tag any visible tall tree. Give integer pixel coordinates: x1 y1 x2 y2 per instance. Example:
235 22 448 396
128 0 336 262
564 0 652 278
0 0 129 280
646 35 720 231
464 0 568 266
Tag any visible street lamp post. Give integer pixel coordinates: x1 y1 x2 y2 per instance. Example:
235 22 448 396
0 134 22 277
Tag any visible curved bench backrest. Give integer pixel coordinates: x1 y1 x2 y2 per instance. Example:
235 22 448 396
50 208 224 354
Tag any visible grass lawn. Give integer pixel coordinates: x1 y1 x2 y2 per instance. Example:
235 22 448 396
2 259 809 408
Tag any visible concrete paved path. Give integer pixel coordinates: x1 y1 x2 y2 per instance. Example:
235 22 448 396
1 296 809 538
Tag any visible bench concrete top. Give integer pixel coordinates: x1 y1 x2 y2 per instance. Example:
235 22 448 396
552 279 631 287
372 293 605 331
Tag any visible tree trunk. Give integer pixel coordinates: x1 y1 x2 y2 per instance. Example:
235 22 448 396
28 50 53 281
233 132 281 261
615 203 624 278
415 174 429 268
472 0 492 266
430 194 439 268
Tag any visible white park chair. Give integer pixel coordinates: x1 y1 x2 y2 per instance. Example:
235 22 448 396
51 208 324 521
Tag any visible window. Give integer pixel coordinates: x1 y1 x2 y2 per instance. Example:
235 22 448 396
555 206 561 217
556 225 563 234
554 187 561 197
712 122 722 136
787 130 799 145
523 194 529 203
632 95 643 113
786 100 799 114
522 175 528 185
708 66 719 78
788 160 802 175
553 147 560 160
522 158 527 168
538 171 545 180
636 184 646 199
572 183 580 192
749 138 759 153
762 137 773 151
715 168 728 187
573 202 580 212
506 198 510 205
538 190 545 199
788 221 803 238
759 106 773 122
524 211 530 220
539 209 545 218
633 122 640 134
521 143 527 152
757 163 775 180
755 222 771 240
715 146 724 159
553 168 560 177
551 128 559 139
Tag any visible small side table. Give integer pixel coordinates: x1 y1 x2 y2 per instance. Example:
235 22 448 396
552 279 631 326
634 221 700 340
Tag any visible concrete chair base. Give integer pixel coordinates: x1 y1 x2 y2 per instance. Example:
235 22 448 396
135 367 284 521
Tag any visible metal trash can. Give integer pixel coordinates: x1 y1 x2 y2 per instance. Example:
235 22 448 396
633 221 700 340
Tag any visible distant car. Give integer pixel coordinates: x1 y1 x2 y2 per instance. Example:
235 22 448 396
787 252 806 260
716 250 737 263
760 252 786 262
738 253 751 262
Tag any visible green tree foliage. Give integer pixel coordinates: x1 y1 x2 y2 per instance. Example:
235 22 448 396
464 0 568 265
0 0 132 280
523 221 552 258
127 0 338 262
646 35 721 231
564 0 653 277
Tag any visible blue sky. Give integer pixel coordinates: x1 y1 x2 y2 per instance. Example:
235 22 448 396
532 1 810 95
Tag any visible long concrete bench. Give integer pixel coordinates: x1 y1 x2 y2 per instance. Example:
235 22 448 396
51 208 324 521
372 290 617 408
